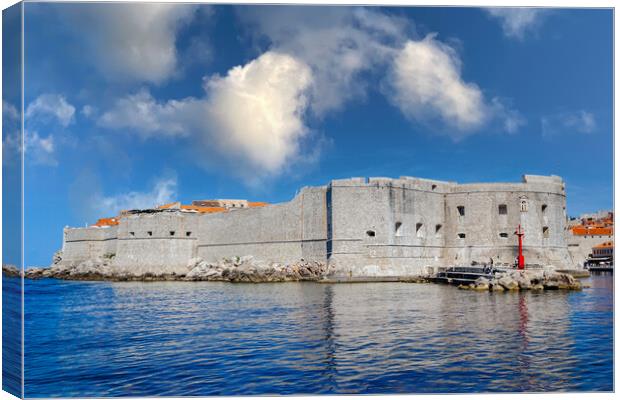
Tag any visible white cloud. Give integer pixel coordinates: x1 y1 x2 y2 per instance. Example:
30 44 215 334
98 89 194 138
99 51 313 180
25 130 57 166
3 100 18 121
486 8 545 40
491 97 526 134
542 110 597 137
65 4 197 83
81 105 95 117
3 101 21 165
387 36 487 133
95 176 178 216
203 52 313 174
96 8 526 181
240 8 522 139
238 7 409 116
386 35 526 139
26 94 75 127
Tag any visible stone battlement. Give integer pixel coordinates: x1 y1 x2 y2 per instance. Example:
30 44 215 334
58 174 575 278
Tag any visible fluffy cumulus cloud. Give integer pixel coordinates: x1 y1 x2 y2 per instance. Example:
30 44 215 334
542 110 596 137
386 35 487 133
99 52 313 179
202 52 313 174
238 7 408 116
95 176 178 216
385 35 524 138
26 94 75 127
65 3 197 83
239 7 523 138
97 7 526 181
486 8 545 40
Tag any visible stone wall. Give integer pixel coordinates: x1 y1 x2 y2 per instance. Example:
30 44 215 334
327 177 448 278
58 174 575 277
443 175 570 268
196 186 327 264
566 233 613 266
114 212 199 269
62 226 118 264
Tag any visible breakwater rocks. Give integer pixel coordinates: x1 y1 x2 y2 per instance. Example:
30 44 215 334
15 256 329 283
458 269 584 292
2 264 20 277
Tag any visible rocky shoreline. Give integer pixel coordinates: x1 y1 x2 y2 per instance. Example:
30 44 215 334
5 256 329 283
3 257 586 291
457 269 586 291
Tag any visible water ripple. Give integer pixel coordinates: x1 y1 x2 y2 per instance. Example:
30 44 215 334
17 274 613 397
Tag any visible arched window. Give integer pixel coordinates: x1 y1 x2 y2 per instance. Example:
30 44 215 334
520 197 528 212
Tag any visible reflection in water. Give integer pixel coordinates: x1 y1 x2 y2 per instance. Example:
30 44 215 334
24 275 613 397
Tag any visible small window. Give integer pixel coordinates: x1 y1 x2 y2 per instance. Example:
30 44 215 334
498 204 507 215
431 184 437 191
457 206 465 216
542 204 548 213
129 231 135 237
147 231 153 236
186 231 192 237
416 223 424 238
366 230 376 237
543 226 549 238
435 224 442 235
499 232 508 238
458 233 466 239
395 222 403 236
520 198 528 212
170 231 175 236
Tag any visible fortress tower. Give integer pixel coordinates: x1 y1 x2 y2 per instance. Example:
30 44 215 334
59 174 574 279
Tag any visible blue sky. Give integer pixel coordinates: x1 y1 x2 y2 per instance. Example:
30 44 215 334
2 4 613 266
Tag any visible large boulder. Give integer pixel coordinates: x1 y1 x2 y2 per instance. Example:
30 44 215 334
498 275 519 290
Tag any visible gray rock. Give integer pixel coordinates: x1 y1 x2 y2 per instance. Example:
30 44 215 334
498 276 519 290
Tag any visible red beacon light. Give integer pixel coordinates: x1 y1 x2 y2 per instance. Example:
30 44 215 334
514 224 525 270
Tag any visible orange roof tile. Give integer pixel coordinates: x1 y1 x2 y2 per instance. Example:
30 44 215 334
248 201 268 208
593 241 614 249
93 217 119 227
180 205 227 213
571 226 613 236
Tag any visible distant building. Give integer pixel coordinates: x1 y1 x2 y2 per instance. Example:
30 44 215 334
566 210 614 266
585 241 613 269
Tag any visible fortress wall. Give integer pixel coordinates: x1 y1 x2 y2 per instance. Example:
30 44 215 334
443 175 571 267
113 212 199 269
300 186 328 260
566 233 613 266
196 189 317 264
327 178 445 278
58 174 575 274
62 226 118 264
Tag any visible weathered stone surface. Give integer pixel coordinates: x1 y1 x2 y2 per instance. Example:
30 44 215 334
23 257 328 283
498 276 519 290
471 269 583 293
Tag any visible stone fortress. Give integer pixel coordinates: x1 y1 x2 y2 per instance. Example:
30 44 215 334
59 174 576 279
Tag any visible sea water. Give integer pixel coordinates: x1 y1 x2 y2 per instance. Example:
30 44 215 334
10 273 613 397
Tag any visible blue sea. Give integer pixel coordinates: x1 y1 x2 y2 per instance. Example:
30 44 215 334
6 273 614 397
